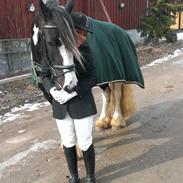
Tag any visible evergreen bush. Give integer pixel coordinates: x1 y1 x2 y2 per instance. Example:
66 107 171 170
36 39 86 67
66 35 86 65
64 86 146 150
138 0 183 43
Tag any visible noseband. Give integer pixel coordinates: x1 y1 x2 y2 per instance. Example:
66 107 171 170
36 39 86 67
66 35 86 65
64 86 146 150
50 64 76 80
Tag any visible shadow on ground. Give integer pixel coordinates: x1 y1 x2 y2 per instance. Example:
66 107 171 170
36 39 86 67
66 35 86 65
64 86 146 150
92 98 183 182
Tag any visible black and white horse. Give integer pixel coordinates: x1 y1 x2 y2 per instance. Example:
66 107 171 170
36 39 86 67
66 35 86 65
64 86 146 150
31 0 137 130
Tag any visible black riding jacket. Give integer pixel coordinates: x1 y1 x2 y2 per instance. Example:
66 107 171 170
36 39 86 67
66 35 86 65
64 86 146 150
40 43 97 119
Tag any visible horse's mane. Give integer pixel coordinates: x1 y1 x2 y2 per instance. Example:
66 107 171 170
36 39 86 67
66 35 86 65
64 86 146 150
43 3 84 65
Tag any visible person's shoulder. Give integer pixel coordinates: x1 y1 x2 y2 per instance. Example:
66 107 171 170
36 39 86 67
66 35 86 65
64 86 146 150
79 42 90 51
79 42 91 56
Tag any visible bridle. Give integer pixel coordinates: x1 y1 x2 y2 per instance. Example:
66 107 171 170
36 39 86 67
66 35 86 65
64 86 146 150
39 24 76 89
50 64 76 80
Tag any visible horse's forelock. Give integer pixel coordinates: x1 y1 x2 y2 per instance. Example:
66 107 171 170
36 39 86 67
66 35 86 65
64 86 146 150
51 7 76 44
49 7 85 68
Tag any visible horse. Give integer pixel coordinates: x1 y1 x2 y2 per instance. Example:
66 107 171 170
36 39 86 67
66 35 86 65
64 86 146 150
31 0 144 131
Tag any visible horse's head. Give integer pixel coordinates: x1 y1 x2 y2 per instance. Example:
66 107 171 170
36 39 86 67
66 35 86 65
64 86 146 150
31 0 83 91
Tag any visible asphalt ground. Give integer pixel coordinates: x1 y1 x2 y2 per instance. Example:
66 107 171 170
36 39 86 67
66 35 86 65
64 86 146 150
0 55 183 183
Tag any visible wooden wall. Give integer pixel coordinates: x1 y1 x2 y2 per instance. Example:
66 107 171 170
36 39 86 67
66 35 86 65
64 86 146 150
0 0 147 39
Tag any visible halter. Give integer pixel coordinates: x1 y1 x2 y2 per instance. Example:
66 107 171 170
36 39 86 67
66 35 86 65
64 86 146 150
39 24 76 89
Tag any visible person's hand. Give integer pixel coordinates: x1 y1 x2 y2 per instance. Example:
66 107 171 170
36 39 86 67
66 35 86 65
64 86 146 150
50 87 63 102
50 87 77 104
57 90 77 104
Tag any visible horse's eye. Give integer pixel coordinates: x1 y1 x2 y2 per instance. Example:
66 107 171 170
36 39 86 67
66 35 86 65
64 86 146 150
57 39 62 47
47 41 55 46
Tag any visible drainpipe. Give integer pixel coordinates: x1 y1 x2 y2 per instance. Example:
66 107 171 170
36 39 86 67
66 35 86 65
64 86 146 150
99 0 112 22
146 0 149 16
146 0 149 8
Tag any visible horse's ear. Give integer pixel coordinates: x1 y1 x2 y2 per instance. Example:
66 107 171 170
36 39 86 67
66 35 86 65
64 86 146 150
65 0 74 14
39 0 50 19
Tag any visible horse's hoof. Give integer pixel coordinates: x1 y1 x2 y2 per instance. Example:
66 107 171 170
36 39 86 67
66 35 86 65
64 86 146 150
95 119 105 127
112 126 120 131
95 126 103 131
95 118 111 129
95 125 111 131
111 117 126 129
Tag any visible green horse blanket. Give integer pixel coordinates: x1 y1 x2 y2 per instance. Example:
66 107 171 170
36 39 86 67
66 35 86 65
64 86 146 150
86 18 144 88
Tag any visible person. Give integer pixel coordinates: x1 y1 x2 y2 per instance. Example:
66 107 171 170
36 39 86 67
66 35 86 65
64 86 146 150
40 13 98 183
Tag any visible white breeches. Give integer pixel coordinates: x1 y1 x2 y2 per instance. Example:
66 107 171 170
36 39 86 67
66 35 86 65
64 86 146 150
56 113 94 151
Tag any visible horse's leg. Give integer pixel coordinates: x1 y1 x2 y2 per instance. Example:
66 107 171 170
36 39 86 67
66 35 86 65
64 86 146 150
111 83 126 129
96 84 111 129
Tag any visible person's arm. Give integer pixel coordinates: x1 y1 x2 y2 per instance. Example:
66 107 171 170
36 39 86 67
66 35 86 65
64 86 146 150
73 44 98 97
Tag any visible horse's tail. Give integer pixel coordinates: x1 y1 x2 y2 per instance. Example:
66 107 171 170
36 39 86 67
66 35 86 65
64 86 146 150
121 84 137 120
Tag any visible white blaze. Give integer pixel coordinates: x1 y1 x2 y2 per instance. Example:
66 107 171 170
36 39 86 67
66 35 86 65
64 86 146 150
59 45 78 89
42 0 47 4
32 24 39 46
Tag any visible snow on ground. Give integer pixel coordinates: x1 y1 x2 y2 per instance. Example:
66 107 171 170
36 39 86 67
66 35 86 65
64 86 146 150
0 102 50 125
142 48 183 69
140 32 183 69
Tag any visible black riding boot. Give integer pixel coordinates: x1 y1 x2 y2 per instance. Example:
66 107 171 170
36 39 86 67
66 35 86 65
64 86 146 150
63 146 80 183
82 144 96 183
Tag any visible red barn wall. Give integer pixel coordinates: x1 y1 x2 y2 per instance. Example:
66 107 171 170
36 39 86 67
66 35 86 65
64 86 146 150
84 0 147 29
0 0 147 39
0 0 39 39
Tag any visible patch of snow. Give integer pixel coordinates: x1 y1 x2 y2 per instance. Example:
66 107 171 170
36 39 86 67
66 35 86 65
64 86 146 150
18 129 26 134
0 139 57 173
0 91 5 96
0 113 22 123
1 106 10 110
0 102 50 125
37 93 43 97
26 102 49 111
142 48 183 69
